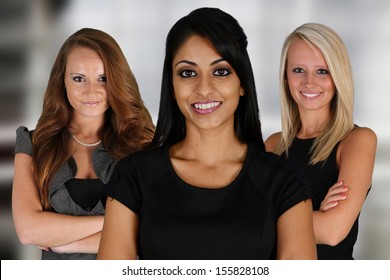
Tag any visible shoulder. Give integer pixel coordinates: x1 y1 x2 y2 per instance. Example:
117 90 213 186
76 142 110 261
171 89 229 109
15 126 34 155
247 143 311 209
249 142 302 176
340 126 377 148
16 126 33 138
338 126 377 159
115 147 167 176
109 147 169 196
264 132 281 152
350 126 377 141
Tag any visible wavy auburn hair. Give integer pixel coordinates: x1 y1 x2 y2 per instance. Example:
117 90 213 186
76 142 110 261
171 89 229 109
32 28 155 210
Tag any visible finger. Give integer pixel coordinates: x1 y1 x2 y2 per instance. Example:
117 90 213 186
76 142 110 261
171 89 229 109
325 185 348 198
321 201 339 211
320 193 348 211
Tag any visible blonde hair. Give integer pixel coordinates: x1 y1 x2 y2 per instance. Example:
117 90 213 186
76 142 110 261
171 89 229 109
274 23 354 164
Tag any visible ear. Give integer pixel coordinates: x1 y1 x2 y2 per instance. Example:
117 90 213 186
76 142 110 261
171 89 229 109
239 87 244 96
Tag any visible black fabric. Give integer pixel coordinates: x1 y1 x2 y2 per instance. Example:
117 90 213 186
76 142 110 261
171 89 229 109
283 137 359 260
65 178 106 211
106 142 310 260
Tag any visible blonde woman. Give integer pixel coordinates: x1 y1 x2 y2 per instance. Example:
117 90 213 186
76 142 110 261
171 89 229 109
265 23 377 259
12 28 154 259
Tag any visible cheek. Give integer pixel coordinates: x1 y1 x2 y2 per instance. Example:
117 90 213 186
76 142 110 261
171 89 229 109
287 78 299 93
325 80 336 91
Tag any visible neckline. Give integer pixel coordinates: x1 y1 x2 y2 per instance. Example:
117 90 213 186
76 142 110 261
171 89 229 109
164 143 252 193
295 136 316 141
69 178 100 181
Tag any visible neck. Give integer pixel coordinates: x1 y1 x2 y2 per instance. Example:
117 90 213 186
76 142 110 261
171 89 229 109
69 120 103 147
298 109 331 139
171 127 246 166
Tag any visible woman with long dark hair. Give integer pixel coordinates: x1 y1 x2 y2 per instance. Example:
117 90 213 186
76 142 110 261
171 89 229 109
98 8 316 260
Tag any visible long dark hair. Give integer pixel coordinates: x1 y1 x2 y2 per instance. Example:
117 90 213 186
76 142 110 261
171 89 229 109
150 7 264 150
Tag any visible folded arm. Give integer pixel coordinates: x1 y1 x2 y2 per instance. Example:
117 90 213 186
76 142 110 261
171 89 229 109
313 127 377 245
12 153 104 248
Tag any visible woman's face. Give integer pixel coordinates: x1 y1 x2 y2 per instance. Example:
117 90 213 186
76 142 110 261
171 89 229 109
64 47 109 121
172 35 243 132
286 38 336 113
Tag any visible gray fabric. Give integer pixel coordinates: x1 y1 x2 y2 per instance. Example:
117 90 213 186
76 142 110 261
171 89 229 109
14 126 118 259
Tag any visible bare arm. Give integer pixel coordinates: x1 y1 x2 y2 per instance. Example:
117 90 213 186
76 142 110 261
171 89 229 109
277 200 317 259
12 153 104 248
264 132 281 152
97 197 138 259
313 127 377 245
50 232 101 254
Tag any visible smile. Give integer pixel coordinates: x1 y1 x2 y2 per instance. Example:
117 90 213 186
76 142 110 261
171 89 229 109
192 101 222 115
84 101 101 106
193 101 221 110
301 92 321 98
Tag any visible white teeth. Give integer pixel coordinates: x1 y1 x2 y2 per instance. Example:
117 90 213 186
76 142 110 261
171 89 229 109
194 102 221 110
302 92 320 98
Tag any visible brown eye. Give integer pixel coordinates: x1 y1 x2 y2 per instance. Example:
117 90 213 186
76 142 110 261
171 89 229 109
72 76 85 82
213 68 230 76
180 69 196 78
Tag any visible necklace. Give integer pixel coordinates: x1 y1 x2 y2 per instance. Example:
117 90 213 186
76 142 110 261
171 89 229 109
71 134 102 147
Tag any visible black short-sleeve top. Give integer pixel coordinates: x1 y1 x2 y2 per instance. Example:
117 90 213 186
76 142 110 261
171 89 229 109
107 142 310 260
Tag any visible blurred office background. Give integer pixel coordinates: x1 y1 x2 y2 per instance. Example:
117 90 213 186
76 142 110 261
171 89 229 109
1 0 389 259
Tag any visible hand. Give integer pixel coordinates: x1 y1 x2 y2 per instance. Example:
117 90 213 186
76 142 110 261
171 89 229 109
38 246 50 251
49 244 67 254
319 180 348 212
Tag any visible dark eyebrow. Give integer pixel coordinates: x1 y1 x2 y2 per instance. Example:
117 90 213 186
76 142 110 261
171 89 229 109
211 58 225 65
175 60 196 67
174 58 226 67
70 72 86 76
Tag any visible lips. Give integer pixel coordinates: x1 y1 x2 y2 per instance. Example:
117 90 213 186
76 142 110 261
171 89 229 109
192 101 222 114
84 101 101 106
301 92 321 98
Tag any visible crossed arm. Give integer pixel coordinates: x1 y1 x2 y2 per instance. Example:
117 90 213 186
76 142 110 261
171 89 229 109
265 127 377 246
312 127 377 245
12 153 103 253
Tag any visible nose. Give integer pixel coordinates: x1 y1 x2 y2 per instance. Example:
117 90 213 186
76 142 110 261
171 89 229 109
304 73 316 87
85 80 104 96
195 74 215 97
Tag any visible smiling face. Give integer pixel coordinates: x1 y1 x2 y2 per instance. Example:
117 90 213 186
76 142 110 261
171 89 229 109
172 35 243 132
286 38 336 113
64 47 109 121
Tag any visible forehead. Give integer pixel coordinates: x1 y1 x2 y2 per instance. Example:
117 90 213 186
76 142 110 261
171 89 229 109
173 35 220 62
287 38 326 64
65 46 104 73
67 47 102 64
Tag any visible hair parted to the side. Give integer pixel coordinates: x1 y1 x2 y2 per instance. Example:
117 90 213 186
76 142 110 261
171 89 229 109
32 28 155 210
149 7 264 150
275 23 354 164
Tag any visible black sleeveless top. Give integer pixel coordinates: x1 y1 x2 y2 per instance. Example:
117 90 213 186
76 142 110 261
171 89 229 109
282 138 359 259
